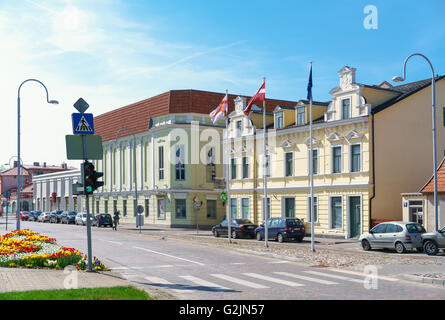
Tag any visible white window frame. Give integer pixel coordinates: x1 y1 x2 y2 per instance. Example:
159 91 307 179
275 111 284 129
331 145 343 174
341 98 351 120
307 195 319 223
296 106 306 126
242 156 249 179
241 197 250 220
282 196 295 218
230 198 238 219
307 148 319 175
175 144 186 181
328 195 343 231
230 157 237 180
349 143 362 173
284 151 294 177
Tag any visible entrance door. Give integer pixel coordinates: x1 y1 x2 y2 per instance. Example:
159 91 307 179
349 196 361 238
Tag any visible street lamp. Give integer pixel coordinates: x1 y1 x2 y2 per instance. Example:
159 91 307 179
115 128 140 233
393 53 439 231
17 79 58 230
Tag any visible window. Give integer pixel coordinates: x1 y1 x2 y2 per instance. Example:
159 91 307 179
175 145 185 180
241 198 249 219
112 150 117 184
230 198 237 219
231 158 237 180
242 157 249 179
175 199 186 219
308 196 318 223
312 149 318 174
236 120 242 137
332 146 342 173
158 146 164 180
342 99 351 119
144 142 148 182
285 152 293 177
96 201 99 214
207 200 216 219
122 147 127 184
145 199 149 217
113 200 117 214
157 198 165 219
385 224 397 233
104 200 108 214
123 200 127 217
330 197 342 229
206 147 216 181
351 144 361 172
297 107 305 125
276 111 283 129
284 198 295 218
371 224 387 233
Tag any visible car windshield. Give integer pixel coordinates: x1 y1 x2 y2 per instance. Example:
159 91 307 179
406 224 426 233
234 219 252 224
82 213 87 217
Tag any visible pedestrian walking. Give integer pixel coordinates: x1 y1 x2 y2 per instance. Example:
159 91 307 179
113 210 120 231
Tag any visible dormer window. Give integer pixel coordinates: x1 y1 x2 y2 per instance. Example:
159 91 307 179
297 106 305 125
342 99 351 119
275 111 283 129
236 120 242 137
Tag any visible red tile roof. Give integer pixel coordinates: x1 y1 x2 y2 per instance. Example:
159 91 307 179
95 89 298 142
421 157 445 193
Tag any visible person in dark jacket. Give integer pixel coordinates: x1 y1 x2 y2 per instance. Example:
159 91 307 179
113 211 120 231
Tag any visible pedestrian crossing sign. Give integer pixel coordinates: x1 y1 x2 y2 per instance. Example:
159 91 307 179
72 113 95 135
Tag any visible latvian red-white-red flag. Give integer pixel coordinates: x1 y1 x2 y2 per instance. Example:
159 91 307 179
243 80 265 116
209 94 228 124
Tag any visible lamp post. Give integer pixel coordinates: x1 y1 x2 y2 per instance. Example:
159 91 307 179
115 128 140 233
17 79 58 230
393 53 439 231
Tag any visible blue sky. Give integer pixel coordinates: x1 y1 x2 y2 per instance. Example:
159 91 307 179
1 0 444 167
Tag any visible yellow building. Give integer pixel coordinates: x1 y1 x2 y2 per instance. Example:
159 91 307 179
226 66 445 239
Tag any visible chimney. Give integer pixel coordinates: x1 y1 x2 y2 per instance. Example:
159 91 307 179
43 162 46 167
13 161 18 168
61 163 67 169
33 162 40 166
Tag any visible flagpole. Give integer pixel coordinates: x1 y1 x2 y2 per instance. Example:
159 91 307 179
263 77 268 248
225 89 232 244
309 62 315 253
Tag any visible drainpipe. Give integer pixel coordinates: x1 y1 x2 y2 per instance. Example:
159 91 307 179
369 113 376 231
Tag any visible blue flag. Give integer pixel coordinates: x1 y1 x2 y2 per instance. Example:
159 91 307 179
307 65 312 101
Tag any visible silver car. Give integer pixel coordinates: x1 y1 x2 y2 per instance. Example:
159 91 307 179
38 212 51 223
75 212 89 225
359 221 426 253
421 226 445 255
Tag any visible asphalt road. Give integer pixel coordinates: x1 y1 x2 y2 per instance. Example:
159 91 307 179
5 220 445 300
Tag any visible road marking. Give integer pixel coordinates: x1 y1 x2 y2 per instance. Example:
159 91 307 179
268 261 289 264
144 276 190 293
179 275 230 290
273 272 339 285
230 262 246 265
211 274 269 289
328 268 399 282
133 246 205 266
109 267 128 270
106 240 123 245
243 273 303 287
305 271 364 284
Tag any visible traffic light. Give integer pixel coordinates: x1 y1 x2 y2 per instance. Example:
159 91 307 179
81 161 104 195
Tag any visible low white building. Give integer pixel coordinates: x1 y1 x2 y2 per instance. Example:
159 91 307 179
33 170 84 212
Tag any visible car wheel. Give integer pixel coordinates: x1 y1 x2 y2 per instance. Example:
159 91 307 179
395 242 406 254
424 240 439 256
231 230 237 239
213 229 219 238
277 233 284 243
256 232 262 241
361 239 371 251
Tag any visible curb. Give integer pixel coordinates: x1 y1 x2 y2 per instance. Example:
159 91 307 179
402 274 445 286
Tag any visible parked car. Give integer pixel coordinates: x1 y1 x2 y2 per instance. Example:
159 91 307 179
75 212 89 225
421 226 445 255
20 212 31 221
29 211 42 222
38 212 51 223
60 211 76 224
92 213 113 228
359 221 426 253
255 217 305 243
49 210 64 223
212 219 257 239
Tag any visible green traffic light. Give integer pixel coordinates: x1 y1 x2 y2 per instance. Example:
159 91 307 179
86 186 93 193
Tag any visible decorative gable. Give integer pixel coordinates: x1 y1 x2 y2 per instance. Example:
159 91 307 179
345 130 362 142
327 132 343 143
304 137 319 147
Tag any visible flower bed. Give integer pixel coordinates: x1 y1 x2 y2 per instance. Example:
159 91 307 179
0 229 107 271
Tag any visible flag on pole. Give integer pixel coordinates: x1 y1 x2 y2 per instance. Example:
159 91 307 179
209 94 228 124
243 81 265 116
307 64 313 101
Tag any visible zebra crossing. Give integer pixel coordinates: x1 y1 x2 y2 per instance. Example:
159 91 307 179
139 268 398 295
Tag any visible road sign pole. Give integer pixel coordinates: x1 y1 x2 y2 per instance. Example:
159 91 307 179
82 133 93 272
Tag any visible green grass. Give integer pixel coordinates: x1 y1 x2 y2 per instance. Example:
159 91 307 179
0 286 152 300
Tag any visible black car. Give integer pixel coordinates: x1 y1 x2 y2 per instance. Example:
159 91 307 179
29 211 42 222
61 211 76 224
212 219 258 239
92 213 113 228
255 217 305 243
49 210 64 223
